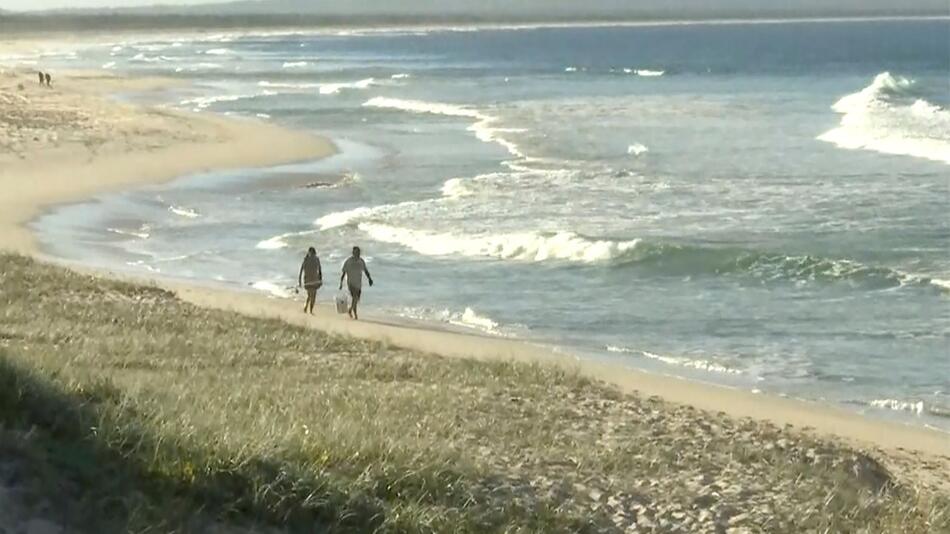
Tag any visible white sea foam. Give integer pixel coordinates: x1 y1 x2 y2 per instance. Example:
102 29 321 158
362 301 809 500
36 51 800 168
259 79 377 94
282 61 310 68
455 307 500 332
169 205 200 218
255 229 319 250
251 281 294 299
818 72 950 164
179 90 276 111
258 81 321 90
101 61 117 70
204 48 232 55
126 260 160 273
391 73 411 79
627 143 649 156
130 53 162 63
363 97 525 158
256 235 290 250
930 278 950 292
565 67 578 72
634 69 665 77
441 177 473 198
319 78 377 95
364 96 484 119
869 398 926 416
315 206 378 230
107 227 150 240
179 94 242 110
606 346 743 375
398 306 503 335
174 62 223 72
359 223 640 264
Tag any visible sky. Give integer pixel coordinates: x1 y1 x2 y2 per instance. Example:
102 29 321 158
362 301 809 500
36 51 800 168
2 0 946 13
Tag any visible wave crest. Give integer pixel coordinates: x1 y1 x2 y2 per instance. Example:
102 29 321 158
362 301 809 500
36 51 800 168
818 72 950 164
363 97 524 157
316 205 949 289
359 223 641 263
606 346 743 375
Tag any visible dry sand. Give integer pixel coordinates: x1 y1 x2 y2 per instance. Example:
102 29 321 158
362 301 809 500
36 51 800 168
0 55 947 493
0 66 334 253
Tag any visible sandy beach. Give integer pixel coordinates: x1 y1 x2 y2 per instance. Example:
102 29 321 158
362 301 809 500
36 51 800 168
1 39 948 528
0 65 334 254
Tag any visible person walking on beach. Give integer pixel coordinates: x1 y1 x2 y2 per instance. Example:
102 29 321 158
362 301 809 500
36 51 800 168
45 73 52 87
38 72 45 86
339 246 373 320
298 247 322 314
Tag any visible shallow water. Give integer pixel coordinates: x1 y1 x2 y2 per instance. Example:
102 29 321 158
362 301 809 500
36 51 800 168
33 19 950 429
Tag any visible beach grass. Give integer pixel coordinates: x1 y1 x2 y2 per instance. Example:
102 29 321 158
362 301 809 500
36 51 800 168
0 253 946 533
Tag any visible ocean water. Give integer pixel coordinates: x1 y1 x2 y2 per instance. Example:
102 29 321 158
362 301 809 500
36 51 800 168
31 19 950 429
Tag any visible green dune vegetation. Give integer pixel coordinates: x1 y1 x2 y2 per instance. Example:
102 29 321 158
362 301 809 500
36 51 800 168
0 253 947 533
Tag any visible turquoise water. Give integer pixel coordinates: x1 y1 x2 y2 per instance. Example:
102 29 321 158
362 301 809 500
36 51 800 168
31 19 950 429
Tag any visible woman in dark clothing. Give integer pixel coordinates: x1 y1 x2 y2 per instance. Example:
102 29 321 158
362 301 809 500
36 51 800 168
298 247 322 314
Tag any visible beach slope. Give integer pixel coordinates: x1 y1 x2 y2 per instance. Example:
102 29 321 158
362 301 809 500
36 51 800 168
0 67 334 253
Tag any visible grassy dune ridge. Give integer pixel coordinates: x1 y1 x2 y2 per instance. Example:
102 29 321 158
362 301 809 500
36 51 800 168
0 253 946 532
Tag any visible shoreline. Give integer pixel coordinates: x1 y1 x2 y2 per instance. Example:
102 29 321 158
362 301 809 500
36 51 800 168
1 55 948 486
0 69 335 254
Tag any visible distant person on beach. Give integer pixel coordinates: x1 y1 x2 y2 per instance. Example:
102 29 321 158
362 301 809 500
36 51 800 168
339 246 373 320
298 247 322 314
38 72 44 86
45 73 51 87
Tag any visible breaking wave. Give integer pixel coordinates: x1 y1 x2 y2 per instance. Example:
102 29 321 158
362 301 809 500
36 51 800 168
282 61 310 68
618 68 665 76
440 177 474 198
613 242 950 291
168 205 200 218
318 78 377 95
130 53 179 63
258 78 377 94
174 62 223 72
817 72 950 164
398 306 503 335
179 91 277 111
606 346 743 375
251 280 295 299
358 223 641 264
316 206 950 290
256 229 320 250
861 399 950 419
363 97 525 158
627 143 649 156
107 226 150 240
